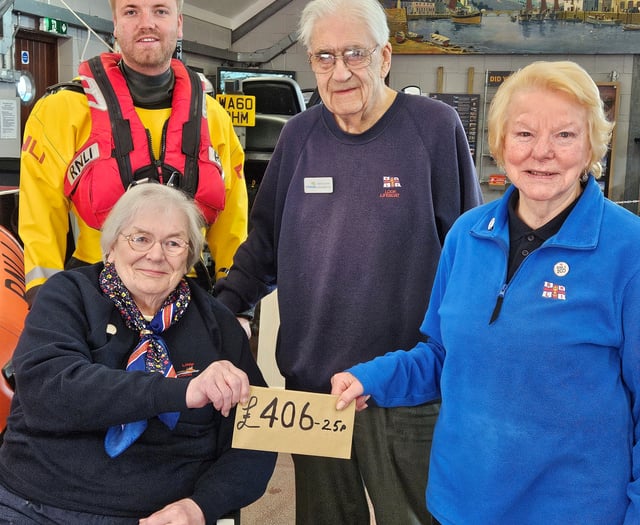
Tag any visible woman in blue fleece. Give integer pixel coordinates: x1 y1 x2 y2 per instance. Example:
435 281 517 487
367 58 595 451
332 60 640 525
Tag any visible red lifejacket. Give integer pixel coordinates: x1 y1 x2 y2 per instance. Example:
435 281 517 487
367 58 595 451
64 53 225 229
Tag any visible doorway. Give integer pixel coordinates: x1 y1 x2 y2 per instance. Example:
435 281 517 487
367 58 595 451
14 29 58 141
0 31 58 239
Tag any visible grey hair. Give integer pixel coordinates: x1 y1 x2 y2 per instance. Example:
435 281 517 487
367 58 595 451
298 0 390 50
100 183 205 270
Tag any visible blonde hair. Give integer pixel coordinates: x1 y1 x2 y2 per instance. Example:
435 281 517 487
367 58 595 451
109 0 184 14
488 61 614 178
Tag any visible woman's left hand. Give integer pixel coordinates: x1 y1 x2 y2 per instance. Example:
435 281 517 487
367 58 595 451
185 360 250 416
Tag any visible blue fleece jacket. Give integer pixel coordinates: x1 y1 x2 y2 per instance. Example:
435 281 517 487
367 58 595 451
350 177 640 524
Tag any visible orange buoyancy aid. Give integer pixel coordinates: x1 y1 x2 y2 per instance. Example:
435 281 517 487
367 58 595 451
64 53 225 229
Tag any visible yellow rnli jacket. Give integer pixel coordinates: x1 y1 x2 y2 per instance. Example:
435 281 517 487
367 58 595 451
19 84 248 301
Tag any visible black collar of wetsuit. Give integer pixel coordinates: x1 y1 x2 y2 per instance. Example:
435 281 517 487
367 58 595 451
119 60 174 109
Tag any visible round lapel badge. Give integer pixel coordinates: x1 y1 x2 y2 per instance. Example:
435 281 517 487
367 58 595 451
554 261 569 277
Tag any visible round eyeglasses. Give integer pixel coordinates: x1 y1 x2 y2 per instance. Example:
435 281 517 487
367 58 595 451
121 233 189 257
308 46 378 74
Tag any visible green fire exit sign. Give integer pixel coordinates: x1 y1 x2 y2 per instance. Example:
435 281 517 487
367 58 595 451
39 17 68 35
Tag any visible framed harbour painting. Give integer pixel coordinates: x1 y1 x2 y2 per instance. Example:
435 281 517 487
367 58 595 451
382 0 640 54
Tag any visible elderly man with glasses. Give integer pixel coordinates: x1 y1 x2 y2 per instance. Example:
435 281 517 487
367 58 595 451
214 0 482 523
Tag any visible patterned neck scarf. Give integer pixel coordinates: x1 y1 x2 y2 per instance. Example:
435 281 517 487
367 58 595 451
100 261 191 458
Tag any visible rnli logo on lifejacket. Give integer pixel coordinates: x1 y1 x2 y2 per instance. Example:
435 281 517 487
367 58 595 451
67 143 100 186
79 75 108 111
209 147 224 180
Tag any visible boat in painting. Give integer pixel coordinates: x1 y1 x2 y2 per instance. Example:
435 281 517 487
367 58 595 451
518 0 547 22
451 9 482 23
515 0 567 22
449 0 482 24
395 30 425 43
518 10 544 22
430 32 451 46
585 14 621 25
622 23 640 30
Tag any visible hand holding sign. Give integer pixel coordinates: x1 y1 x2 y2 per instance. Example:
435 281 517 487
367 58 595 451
232 386 355 459
330 371 370 411
185 360 250 417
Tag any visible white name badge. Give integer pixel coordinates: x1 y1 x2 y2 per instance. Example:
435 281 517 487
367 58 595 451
304 177 333 194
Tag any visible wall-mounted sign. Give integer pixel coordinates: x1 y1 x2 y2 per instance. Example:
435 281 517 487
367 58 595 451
39 17 68 35
486 71 513 87
429 93 480 162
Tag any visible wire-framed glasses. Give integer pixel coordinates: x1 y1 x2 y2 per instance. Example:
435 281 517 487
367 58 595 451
308 46 378 73
121 233 189 257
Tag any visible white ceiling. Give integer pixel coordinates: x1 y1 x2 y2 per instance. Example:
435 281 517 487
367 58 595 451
182 0 279 31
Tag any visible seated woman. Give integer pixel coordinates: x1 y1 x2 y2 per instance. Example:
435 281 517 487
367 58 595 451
0 182 276 524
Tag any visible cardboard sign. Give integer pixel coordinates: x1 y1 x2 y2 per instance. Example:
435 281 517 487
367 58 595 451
232 386 355 459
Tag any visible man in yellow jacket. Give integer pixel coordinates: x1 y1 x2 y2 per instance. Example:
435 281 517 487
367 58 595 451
19 0 248 306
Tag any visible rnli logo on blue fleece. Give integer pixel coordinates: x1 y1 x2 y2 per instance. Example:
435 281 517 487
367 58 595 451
542 281 566 300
